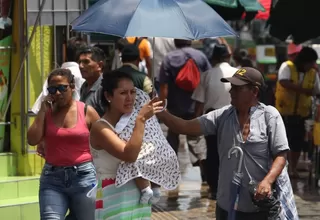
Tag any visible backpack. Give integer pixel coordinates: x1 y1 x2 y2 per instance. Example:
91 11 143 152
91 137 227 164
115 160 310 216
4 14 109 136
125 37 148 74
112 38 145 71
125 37 144 48
175 51 200 92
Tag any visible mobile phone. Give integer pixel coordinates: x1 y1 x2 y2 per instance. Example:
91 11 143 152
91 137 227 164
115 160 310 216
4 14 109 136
46 100 53 109
47 95 55 109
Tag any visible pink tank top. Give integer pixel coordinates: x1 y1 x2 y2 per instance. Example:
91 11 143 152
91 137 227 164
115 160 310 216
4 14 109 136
44 101 92 166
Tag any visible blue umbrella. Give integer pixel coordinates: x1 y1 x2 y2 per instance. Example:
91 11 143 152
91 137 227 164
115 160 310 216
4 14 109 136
71 0 236 40
227 146 244 220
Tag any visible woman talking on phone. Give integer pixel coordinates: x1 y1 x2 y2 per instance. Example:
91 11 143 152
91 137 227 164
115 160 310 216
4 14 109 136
27 68 100 220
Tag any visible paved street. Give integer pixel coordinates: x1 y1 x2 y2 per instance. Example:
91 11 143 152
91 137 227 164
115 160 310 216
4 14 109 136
151 125 320 219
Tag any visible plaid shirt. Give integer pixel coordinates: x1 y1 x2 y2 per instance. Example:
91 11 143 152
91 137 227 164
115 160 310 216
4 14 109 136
276 166 299 220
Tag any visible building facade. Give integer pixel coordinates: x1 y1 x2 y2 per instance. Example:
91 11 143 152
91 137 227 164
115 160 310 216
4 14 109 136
10 0 88 176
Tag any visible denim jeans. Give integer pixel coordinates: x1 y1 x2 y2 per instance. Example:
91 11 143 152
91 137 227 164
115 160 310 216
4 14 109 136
39 162 96 220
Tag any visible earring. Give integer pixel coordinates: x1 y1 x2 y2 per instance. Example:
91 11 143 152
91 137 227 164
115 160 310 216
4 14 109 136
107 100 111 103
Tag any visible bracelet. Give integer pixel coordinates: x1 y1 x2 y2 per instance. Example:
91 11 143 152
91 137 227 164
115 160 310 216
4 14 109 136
159 99 167 113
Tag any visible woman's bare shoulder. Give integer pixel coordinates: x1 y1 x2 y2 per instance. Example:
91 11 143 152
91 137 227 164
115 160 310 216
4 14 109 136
91 119 115 133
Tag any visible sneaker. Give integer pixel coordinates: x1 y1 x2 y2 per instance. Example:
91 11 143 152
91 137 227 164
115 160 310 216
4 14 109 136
140 186 153 204
150 187 161 204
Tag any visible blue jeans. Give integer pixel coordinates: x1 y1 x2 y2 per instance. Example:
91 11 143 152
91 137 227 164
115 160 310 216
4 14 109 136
39 162 96 220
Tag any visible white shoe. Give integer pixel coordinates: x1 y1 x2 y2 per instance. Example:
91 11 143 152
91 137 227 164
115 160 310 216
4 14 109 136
150 187 161 204
140 186 153 204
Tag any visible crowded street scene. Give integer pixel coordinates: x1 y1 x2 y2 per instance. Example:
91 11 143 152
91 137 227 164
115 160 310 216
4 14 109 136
1 0 320 219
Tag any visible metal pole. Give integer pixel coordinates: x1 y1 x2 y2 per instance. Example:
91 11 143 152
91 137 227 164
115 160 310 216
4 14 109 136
39 0 44 88
2 0 47 121
65 0 70 41
53 0 57 66
20 0 26 154
152 37 155 97
85 0 90 44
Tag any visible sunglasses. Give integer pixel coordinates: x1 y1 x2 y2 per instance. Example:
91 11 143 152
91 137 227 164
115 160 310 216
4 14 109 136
47 85 69 95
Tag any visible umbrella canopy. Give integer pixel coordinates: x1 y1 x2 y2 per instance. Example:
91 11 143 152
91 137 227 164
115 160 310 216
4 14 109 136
267 0 320 44
205 0 265 22
242 0 270 20
205 0 265 12
255 0 270 20
71 0 236 40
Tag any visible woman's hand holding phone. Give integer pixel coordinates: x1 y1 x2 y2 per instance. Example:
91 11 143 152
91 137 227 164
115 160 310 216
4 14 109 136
138 98 164 121
149 97 167 113
40 95 54 113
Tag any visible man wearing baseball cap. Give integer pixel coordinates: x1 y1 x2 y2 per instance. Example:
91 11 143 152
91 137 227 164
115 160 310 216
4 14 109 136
156 67 298 219
192 43 238 200
221 67 264 87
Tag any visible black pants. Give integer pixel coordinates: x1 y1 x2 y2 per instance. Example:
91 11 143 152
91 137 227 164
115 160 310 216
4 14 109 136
282 115 306 152
216 204 268 220
204 108 219 193
204 134 219 193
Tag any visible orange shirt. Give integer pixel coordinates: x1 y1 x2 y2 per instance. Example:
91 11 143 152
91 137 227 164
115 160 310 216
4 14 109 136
126 37 151 61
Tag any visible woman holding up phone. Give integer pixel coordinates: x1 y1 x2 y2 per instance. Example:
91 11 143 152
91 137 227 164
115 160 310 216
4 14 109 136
27 68 100 220
89 71 180 220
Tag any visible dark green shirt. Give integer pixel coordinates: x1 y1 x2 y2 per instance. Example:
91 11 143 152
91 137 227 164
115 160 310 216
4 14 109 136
120 64 153 94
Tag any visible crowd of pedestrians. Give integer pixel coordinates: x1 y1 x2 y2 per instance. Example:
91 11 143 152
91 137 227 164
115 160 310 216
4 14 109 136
27 36 316 220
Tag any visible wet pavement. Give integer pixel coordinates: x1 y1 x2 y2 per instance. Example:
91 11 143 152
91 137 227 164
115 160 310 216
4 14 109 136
152 165 215 220
151 125 320 219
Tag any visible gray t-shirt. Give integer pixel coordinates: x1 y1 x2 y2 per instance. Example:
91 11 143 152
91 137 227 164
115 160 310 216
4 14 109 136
198 103 289 212
80 76 104 115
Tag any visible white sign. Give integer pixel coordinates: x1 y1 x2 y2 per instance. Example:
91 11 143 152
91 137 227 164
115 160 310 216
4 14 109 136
256 45 276 63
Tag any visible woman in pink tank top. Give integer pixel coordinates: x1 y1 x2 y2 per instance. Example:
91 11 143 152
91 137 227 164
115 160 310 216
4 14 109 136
27 68 100 220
